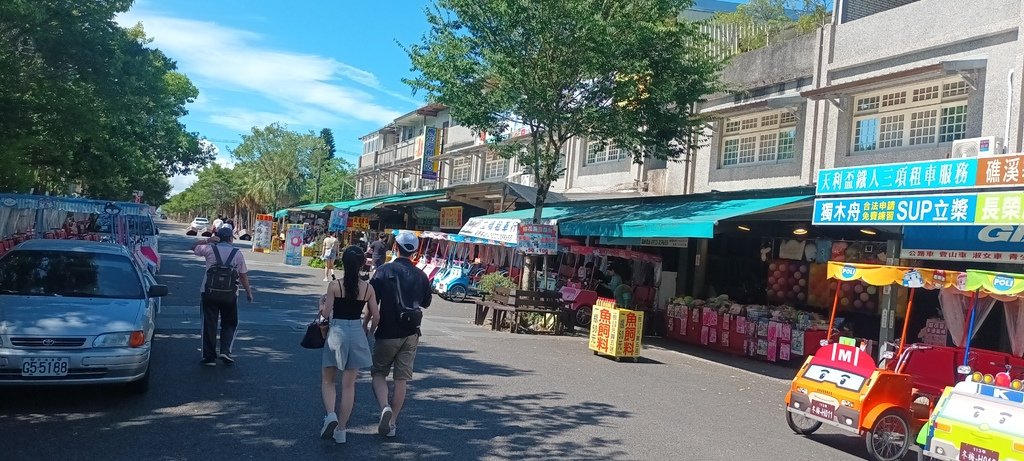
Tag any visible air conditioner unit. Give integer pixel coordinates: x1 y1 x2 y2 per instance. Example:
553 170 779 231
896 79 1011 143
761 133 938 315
949 136 1003 158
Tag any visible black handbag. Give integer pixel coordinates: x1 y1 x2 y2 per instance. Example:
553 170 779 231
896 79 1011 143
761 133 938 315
301 315 329 349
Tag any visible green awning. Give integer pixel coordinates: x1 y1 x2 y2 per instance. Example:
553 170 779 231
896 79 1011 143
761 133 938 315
273 209 288 219
350 191 446 212
299 197 374 211
558 195 811 238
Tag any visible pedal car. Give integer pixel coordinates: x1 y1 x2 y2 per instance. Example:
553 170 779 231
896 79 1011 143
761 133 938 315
917 370 1024 461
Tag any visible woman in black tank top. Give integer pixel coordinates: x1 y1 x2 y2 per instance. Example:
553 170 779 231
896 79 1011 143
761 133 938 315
317 246 380 443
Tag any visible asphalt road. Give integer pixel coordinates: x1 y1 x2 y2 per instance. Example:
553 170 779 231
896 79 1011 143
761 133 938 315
0 222 898 460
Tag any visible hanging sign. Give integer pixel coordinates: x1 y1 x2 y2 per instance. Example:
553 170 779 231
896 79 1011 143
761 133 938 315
420 127 440 180
347 216 370 230
459 217 521 244
600 236 688 248
814 191 1024 226
816 153 1024 195
252 214 273 253
284 224 304 266
439 206 463 229
517 223 558 255
328 208 349 232
902 225 1024 263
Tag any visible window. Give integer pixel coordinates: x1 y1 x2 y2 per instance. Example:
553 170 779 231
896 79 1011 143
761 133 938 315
851 78 970 152
360 181 372 197
484 154 508 179
909 109 938 145
399 175 414 191
375 180 390 195
719 109 799 167
0 250 144 299
585 140 628 165
450 157 471 184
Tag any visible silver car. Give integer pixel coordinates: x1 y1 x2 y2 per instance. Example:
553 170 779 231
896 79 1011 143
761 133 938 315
0 240 167 393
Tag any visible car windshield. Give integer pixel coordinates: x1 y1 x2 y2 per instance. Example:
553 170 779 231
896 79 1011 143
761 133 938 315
0 250 144 299
90 214 155 236
194 218 208 224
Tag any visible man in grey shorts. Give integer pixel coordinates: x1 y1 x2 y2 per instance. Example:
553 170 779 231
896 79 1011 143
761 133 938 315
368 231 431 437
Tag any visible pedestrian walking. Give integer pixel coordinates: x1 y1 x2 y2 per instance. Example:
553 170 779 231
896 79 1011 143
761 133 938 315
368 231 431 437
212 215 224 232
368 232 388 272
319 245 380 444
321 231 340 282
191 226 254 366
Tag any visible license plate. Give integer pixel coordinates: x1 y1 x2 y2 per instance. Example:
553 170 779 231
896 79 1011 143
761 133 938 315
960 443 998 461
21 358 70 377
808 400 836 421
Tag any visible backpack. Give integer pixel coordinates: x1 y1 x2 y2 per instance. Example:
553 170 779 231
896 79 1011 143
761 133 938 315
390 274 423 331
204 245 239 303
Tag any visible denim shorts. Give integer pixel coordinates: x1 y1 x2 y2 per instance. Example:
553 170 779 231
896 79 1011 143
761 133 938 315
322 319 372 370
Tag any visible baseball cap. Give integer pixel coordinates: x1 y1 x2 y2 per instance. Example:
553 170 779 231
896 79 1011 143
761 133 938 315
215 226 234 240
395 231 418 253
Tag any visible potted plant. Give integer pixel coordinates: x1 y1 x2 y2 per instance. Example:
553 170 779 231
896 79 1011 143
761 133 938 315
477 272 514 302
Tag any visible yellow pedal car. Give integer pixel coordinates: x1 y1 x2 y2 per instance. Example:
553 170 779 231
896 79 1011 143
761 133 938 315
917 370 1024 461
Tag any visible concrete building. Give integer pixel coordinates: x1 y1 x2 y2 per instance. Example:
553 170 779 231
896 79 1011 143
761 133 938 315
689 0 1024 195
355 0 1024 204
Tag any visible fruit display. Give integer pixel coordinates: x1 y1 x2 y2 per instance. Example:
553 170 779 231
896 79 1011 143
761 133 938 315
766 259 808 304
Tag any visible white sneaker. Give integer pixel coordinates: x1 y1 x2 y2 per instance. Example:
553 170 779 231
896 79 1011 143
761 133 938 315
386 424 396 437
377 406 393 436
333 428 346 444
323 277 330 282
320 413 338 439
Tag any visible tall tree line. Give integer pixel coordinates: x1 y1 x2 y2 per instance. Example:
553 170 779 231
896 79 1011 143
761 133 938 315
0 0 213 204
161 124 355 224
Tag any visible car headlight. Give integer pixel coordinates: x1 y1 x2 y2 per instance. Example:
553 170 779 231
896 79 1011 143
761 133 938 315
94 331 146 348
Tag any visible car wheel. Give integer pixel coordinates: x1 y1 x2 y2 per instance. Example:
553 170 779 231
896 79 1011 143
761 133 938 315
865 410 910 461
125 363 151 394
449 285 468 303
785 408 822 435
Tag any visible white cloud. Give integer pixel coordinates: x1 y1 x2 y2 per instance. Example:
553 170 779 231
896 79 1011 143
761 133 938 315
117 9 414 132
168 173 197 195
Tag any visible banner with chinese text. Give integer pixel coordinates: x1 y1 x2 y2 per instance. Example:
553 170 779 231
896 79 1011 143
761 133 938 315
328 208 349 232
588 303 644 359
284 224 304 266
517 223 558 255
814 191 1024 226
347 216 370 230
439 206 463 229
252 214 273 253
816 154 1024 195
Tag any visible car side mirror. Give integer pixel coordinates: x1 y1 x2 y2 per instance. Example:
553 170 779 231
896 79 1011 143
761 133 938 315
957 365 972 375
154 228 160 235
148 285 169 298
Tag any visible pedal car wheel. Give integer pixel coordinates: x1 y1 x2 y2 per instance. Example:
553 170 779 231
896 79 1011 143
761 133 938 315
785 409 822 435
865 410 910 461
574 305 592 328
448 285 468 303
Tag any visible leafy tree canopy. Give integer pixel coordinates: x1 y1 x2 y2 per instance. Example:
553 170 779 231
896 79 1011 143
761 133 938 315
0 0 213 204
404 0 722 221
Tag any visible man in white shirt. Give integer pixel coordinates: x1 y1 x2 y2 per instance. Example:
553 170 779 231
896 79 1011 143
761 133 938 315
191 226 254 366
212 215 224 232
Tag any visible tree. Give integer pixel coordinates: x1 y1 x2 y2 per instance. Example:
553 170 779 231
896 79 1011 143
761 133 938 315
405 0 721 287
0 0 212 204
232 123 325 212
716 0 831 51
313 128 337 203
305 158 356 204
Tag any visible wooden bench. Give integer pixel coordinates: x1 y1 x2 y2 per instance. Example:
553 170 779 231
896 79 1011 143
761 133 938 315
474 288 569 334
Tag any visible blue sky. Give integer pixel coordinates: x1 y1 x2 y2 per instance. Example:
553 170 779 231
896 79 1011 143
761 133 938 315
118 0 435 193
119 0 752 194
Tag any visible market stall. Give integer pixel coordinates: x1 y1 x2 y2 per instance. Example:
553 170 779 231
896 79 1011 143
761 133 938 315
560 245 662 329
0 194 157 271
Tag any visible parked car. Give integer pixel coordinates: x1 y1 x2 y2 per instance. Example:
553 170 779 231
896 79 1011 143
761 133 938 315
188 217 209 235
0 240 167 393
